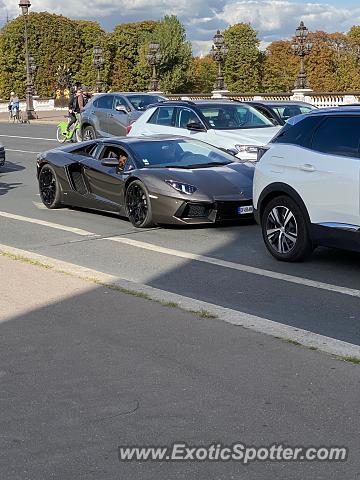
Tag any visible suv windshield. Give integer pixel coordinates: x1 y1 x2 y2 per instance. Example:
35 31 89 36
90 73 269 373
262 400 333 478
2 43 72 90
127 95 166 111
198 104 274 130
131 139 233 168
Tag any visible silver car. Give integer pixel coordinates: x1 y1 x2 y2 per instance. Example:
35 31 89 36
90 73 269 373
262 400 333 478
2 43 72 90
80 92 167 140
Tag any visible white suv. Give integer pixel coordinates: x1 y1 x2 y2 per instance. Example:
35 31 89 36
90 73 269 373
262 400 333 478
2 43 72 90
128 100 281 162
253 108 360 261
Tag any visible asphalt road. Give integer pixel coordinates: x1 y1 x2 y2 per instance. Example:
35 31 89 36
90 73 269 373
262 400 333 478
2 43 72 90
1 123 360 346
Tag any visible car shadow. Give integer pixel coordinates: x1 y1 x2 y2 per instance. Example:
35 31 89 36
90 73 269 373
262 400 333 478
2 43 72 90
1 161 25 173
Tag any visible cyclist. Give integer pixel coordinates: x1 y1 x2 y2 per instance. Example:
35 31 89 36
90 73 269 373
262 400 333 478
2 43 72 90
67 88 85 132
9 92 20 120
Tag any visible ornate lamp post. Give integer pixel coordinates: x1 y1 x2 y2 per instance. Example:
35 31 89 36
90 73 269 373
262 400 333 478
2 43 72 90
146 42 162 92
292 21 313 90
19 0 36 121
210 30 229 91
93 45 103 93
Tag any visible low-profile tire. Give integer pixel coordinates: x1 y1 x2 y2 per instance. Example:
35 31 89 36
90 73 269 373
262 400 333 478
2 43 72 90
261 195 313 262
125 180 155 228
82 125 96 141
38 164 62 209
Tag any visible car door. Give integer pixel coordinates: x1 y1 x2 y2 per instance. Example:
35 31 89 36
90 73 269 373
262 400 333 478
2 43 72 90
107 96 130 137
174 107 208 141
92 94 115 136
290 115 360 226
80 143 128 212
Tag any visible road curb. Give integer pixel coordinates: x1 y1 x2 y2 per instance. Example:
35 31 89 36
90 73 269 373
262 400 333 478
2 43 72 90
1 243 360 361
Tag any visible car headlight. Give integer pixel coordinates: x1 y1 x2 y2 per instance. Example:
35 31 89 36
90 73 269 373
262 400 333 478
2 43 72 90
165 180 197 195
235 145 259 154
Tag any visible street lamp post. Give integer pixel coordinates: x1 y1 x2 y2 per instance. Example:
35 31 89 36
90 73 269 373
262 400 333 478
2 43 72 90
210 30 229 92
146 42 162 92
292 21 313 89
93 45 103 93
19 0 36 121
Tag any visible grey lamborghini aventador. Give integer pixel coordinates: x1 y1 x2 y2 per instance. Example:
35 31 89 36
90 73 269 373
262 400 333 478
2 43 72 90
36 135 254 228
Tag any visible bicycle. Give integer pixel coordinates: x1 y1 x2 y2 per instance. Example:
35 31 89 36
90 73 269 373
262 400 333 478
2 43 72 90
56 114 82 143
9 105 23 124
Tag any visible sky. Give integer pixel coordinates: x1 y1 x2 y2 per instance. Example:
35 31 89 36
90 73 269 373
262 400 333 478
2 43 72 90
2 0 360 55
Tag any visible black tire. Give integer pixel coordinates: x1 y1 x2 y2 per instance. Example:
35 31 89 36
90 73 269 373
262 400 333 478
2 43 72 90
261 195 313 262
82 125 96 141
38 164 62 209
125 180 155 228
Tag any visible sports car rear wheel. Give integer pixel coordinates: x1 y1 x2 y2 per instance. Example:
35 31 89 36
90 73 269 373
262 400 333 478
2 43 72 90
126 180 155 228
39 165 62 209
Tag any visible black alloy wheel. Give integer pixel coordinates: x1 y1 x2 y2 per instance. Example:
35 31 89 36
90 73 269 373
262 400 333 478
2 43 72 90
82 125 96 141
261 195 313 262
126 180 155 228
39 165 61 209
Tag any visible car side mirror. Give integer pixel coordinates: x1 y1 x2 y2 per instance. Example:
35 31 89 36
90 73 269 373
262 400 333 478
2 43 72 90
187 121 206 132
115 105 128 114
101 158 119 167
226 148 238 156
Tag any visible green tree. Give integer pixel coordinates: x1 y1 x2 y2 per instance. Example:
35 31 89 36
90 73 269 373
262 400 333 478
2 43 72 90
223 23 262 92
109 21 158 91
187 56 217 93
0 12 83 98
262 40 298 92
139 15 192 93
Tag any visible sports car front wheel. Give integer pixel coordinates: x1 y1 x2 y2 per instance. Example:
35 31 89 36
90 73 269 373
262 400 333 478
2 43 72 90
125 180 155 228
39 165 62 209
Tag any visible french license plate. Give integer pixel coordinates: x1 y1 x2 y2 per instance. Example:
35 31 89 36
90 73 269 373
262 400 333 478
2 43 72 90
238 205 253 215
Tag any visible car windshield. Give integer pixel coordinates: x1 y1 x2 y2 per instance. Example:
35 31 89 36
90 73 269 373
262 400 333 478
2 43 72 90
270 104 315 122
127 95 166 111
198 104 274 130
131 139 234 168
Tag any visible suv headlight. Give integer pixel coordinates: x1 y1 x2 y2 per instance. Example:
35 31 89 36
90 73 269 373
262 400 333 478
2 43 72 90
165 180 197 195
235 145 259 154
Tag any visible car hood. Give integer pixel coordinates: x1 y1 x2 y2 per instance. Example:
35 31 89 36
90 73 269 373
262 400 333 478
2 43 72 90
142 163 254 200
211 126 281 145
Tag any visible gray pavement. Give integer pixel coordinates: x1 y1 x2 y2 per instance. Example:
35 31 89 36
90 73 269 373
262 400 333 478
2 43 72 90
0 109 66 124
0 123 360 348
0 254 359 480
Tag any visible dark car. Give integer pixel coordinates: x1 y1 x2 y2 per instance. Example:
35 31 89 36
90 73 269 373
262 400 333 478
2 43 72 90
80 92 167 140
0 143 5 167
36 135 254 228
246 100 316 126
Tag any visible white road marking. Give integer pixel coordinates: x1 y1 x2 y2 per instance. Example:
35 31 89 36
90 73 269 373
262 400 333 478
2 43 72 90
7 149 39 154
0 209 360 299
0 211 97 237
106 236 360 299
0 134 55 141
1 243 360 358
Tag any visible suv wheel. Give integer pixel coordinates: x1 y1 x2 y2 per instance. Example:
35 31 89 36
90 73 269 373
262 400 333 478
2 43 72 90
261 195 313 262
82 125 96 141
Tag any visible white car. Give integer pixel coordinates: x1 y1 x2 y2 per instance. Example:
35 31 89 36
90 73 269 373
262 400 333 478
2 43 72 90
128 100 281 162
253 108 360 261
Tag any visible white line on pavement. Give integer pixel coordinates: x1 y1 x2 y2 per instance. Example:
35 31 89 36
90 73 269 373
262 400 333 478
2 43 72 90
0 134 55 141
1 243 360 358
1 209 359 299
106 236 360 299
0 211 97 237
7 149 40 154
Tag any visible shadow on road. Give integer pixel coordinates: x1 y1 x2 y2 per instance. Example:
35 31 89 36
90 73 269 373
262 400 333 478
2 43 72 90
0 276 358 480
0 161 24 196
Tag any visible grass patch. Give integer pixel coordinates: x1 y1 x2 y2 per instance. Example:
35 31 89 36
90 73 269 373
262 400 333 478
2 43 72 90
190 309 218 319
159 301 179 308
338 356 360 365
1 252 53 270
309 346 318 351
281 338 302 346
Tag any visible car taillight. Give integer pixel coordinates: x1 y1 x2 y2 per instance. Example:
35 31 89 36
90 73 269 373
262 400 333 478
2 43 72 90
256 146 270 162
126 124 133 135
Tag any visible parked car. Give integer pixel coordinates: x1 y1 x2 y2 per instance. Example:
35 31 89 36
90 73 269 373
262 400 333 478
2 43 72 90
253 107 360 261
80 92 167 140
128 100 281 162
0 143 5 167
36 135 254 228
246 100 316 126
